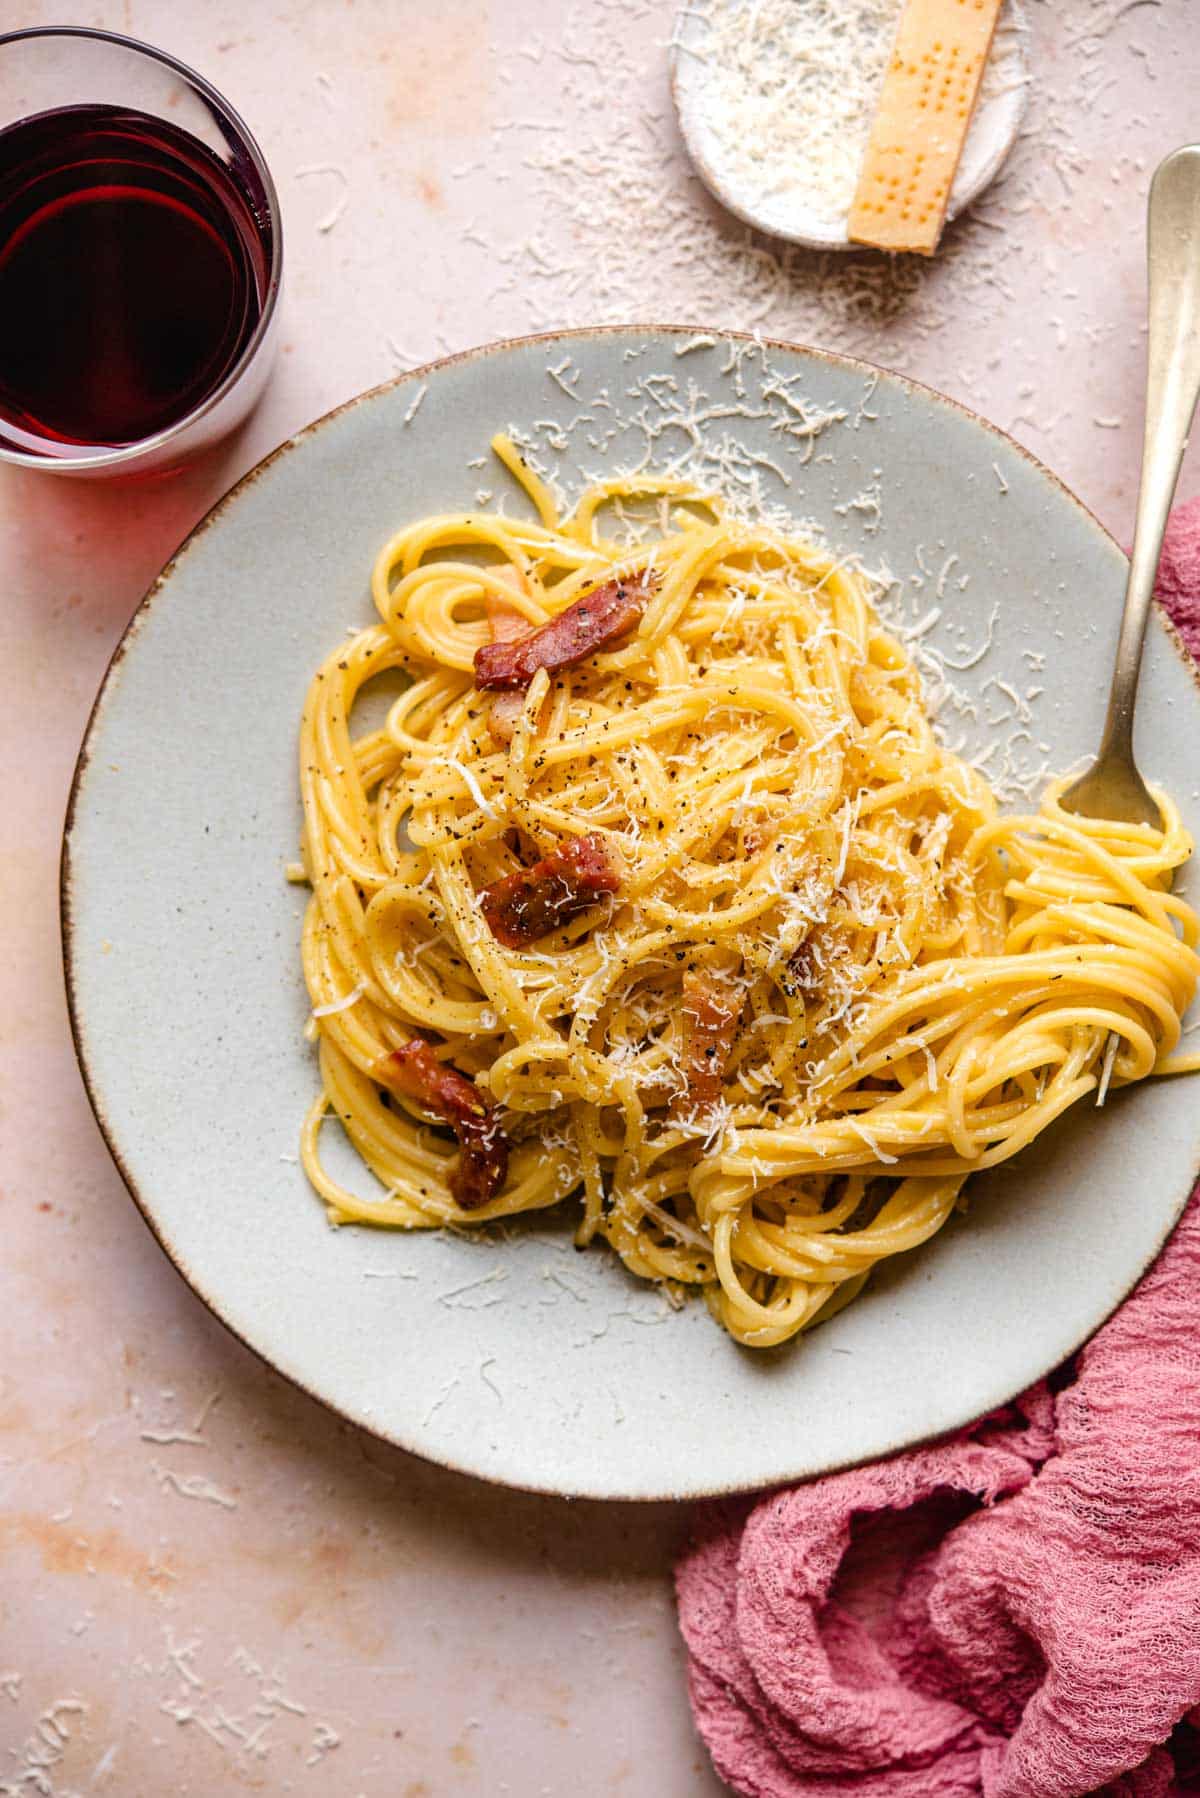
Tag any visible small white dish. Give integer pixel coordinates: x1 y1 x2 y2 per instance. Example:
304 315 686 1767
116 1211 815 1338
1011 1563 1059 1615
63 327 1200 1500
672 0 1029 251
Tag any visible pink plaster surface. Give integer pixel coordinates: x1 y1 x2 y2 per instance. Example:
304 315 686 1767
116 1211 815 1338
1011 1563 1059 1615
2 2 1199 1791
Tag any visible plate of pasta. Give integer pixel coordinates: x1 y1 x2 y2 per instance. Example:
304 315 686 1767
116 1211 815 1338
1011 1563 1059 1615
64 328 1200 1499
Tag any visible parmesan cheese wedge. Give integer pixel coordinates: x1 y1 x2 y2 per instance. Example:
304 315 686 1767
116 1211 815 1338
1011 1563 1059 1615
848 0 1006 256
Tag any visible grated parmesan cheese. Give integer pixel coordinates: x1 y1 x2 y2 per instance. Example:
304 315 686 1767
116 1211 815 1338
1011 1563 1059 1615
434 755 499 818
311 983 365 1018
1096 1031 1119 1107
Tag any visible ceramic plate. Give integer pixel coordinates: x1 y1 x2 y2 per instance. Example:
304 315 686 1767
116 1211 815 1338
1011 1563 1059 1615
63 327 1200 1500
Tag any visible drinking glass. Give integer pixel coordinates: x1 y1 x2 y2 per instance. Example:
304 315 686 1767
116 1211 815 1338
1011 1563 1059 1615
0 27 282 477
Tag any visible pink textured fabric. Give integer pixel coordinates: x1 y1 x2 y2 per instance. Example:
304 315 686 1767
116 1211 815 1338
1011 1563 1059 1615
1155 495 1200 645
677 503 1200 1798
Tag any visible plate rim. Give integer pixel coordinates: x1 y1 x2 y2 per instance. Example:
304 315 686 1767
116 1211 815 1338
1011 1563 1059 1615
60 323 1200 1500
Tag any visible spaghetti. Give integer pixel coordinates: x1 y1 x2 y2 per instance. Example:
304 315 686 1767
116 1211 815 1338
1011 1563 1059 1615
294 440 1200 1347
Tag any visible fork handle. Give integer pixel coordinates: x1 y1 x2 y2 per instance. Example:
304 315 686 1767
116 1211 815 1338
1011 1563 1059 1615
1098 145 1200 768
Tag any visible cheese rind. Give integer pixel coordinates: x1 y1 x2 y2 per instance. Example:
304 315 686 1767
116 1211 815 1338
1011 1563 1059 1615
847 0 1006 256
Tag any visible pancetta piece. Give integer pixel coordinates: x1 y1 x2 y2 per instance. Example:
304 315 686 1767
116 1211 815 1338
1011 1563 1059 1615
679 969 741 1115
483 589 532 747
484 590 530 645
380 1039 508 1210
479 833 622 948
473 569 656 691
781 939 819 998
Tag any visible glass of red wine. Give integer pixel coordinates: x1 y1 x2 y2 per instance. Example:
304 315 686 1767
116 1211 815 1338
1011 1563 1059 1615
0 27 282 477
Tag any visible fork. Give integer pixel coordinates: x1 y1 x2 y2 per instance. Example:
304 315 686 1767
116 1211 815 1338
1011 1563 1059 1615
1061 145 1200 826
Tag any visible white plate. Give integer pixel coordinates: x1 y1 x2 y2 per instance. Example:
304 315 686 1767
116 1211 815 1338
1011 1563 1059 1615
63 327 1200 1500
672 0 1029 251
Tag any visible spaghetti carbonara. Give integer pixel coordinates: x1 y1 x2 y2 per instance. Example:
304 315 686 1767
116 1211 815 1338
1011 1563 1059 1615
294 439 1200 1347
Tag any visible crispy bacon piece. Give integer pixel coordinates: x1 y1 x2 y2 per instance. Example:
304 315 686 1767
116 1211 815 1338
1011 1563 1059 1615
484 591 534 747
486 690 527 747
380 1039 508 1210
679 969 741 1115
479 833 622 948
473 569 657 691
484 590 530 644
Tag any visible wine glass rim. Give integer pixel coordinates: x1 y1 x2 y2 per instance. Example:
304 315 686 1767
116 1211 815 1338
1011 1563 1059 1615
0 24 283 472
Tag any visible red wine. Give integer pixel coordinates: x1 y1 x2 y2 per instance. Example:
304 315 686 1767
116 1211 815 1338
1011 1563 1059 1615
0 105 271 451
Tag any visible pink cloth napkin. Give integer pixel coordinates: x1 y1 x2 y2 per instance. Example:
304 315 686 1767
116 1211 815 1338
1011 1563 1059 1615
676 497 1200 1798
